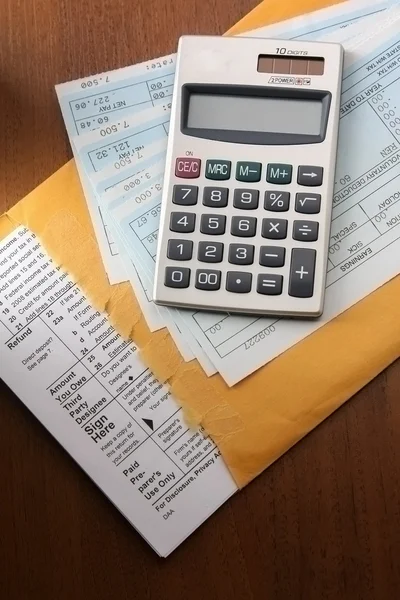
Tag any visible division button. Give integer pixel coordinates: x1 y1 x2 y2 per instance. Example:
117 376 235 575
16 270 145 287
295 192 321 214
165 267 191 288
293 220 319 242
259 246 285 267
173 185 198 205
195 269 221 291
175 157 201 178
257 274 283 295
167 239 193 260
288 248 316 298
297 165 323 186
236 161 262 182
226 271 252 293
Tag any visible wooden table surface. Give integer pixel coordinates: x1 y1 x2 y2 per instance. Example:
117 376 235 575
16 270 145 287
1 1 400 598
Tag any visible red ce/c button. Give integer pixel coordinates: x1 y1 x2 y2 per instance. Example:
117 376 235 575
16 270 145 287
175 157 201 178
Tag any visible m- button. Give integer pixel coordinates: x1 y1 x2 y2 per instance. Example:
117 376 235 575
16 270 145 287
205 159 231 180
175 157 201 178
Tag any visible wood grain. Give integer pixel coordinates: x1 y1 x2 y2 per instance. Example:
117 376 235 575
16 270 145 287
1 1 400 598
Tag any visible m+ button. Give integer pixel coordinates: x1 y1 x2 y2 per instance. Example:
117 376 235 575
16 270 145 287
266 163 292 185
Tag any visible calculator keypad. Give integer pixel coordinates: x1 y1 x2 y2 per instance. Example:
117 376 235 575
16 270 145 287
162 158 325 314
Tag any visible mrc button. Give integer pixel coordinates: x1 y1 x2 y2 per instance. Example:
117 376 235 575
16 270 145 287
205 159 231 180
175 157 201 178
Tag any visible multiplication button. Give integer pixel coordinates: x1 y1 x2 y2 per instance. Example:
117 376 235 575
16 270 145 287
261 218 287 240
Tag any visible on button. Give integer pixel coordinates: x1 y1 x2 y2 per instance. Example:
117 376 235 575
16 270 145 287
175 157 201 178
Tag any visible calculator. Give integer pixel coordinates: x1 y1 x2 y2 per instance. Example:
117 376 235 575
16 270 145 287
153 35 344 317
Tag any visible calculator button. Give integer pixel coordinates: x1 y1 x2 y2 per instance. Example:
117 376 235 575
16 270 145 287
231 216 257 237
259 246 285 268
233 189 259 210
167 239 193 261
228 244 254 265
198 242 224 263
205 159 231 180
257 274 283 296
203 187 229 208
261 218 287 240
297 166 323 186
266 163 292 185
226 271 252 293
165 267 190 288
295 193 321 214
173 185 198 206
200 214 226 235
264 191 290 212
293 220 319 242
195 269 221 291
170 212 196 233
289 249 316 298
236 161 262 182
175 157 201 179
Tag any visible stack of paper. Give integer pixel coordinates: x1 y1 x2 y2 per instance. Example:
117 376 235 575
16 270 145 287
56 0 400 386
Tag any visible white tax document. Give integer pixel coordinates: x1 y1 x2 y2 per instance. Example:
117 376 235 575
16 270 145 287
0 227 237 555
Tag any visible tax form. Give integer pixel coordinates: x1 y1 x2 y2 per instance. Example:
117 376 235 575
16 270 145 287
56 56 175 284
0 227 236 556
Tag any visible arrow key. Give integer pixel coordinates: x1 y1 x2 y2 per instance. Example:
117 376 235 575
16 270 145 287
297 165 323 187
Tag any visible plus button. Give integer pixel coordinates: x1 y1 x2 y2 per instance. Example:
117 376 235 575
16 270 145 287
295 266 309 279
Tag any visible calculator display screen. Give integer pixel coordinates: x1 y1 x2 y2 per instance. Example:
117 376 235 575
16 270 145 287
187 94 323 136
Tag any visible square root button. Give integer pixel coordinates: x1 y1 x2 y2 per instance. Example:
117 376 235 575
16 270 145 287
175 157 201 178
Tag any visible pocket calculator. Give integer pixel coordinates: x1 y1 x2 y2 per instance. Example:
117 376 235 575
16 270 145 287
154 35 343 317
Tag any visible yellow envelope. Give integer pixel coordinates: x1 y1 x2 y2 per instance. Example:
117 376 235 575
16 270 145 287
2 0 399 488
